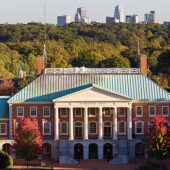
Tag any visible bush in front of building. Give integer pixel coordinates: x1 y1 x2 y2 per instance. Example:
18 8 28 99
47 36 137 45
0 150 13 169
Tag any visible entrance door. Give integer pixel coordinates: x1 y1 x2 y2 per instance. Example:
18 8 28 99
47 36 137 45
135 143 145 158
89 143 98 159
2 144 11 155
103 143 113 159
74 143 83 160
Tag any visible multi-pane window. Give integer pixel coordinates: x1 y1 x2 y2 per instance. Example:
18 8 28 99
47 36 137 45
43 121 51 135
118 108 125 117
104 122 112 137
30 107 37 117
75 108 82 117
60 122 68 134
104 108 111 117
162 106 169 116
135 121 144 134
43 107 50 117
0 123 6 135
74 122 83 138
136 107 143 117
149 106 156 116
118 122 126 134
60 108 67 117
17 107 24 117
89 108 96 117
89 122 97 134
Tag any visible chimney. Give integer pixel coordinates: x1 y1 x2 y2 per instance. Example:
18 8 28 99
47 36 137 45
23 71 26 78
140 54 147 76
37 57 45 75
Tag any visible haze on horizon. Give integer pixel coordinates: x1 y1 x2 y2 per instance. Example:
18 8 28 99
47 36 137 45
0 0 169 24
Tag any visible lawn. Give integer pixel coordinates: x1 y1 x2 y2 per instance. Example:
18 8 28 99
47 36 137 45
22 166 50 169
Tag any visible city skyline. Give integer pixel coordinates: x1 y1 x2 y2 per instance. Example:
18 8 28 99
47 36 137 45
0 0 169 24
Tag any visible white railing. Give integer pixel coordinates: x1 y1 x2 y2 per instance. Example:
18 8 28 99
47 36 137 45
44 67 140 75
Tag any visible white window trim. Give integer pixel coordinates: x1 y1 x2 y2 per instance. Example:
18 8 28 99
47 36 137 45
118 121 126 135
103 121 112 137
149 106 156 117
17 107 24 117
104 108 111 117
136 106 143 117
0 123 7 135
89 121 98 134
75 108 82 117
89 108 97 117
43 106 50 118
60 121 68 135
42 121 51 135
30 106 37 117
135 121 144 135
60 108 68 118
74 121 83 138
162 106 169 117
118 108 126 117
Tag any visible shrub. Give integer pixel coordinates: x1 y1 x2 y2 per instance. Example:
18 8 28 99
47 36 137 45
0 150 13 169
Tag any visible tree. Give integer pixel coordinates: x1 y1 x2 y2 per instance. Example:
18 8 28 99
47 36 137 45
0 150 13 169
148 114 168 170
0 79 15 95
13 118 42 167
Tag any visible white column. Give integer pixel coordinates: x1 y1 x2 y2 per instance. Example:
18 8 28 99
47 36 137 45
127 106 132 140
113 107 118 140
9 104 12 139
69 107 74 140
98 107 103 140
54 107 59 140
84 107 88 140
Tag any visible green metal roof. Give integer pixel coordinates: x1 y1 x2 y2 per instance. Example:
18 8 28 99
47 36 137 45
0 97 9 119
7 73 170 103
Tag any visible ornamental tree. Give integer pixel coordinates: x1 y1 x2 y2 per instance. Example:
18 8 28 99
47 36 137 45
13 118 42 167
148 114 168 170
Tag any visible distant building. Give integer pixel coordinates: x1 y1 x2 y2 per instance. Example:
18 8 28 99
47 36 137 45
126 15 139 24
57 15 71 26
106 16 119 24
163 21 170 25
114 5 124 23
145 11 158 23
75 7 91 24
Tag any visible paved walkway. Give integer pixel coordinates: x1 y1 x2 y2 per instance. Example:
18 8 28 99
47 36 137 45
12 158 170 170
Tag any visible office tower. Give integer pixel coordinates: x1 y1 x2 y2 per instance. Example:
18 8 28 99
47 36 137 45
57 15 71 26
106 16 119 24
75 7 91 24
145 11 158 23
126 15 139 24
114 5 124 23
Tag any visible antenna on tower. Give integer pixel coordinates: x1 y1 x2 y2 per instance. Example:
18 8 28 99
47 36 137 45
43 2 47 68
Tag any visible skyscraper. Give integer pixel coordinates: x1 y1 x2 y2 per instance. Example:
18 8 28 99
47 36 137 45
145 11 158 23
75 7 91 24
57 15 71 26
126 15 139 24
114 5 124 23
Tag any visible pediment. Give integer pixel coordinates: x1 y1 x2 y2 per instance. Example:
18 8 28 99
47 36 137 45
53 86 132 102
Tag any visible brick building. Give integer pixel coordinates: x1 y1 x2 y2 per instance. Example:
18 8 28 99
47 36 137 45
0 56 170 164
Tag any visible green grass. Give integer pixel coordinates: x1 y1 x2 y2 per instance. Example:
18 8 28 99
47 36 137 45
22 166 50 169
139 163 167 170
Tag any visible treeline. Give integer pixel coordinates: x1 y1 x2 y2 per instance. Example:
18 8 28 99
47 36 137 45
0 22 169 89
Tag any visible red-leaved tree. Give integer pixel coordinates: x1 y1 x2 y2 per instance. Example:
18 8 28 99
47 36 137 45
13 118 42 167
148 114 168 170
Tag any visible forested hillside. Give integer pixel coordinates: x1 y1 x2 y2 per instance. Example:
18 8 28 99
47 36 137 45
0 22 169 89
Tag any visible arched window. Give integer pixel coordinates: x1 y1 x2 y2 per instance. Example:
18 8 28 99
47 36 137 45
103 122 112 138
74 122 83 138
135 121 144 134
43 121 51 135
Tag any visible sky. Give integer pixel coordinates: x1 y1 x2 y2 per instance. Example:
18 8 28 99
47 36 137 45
0 0 169 24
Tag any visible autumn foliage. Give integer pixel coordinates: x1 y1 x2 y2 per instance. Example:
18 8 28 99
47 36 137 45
0 80 15 95
148 114 168 160
13 118 42 164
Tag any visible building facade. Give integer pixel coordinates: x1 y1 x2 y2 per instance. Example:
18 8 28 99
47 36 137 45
145 11 158 24
0 57 170 164
126 15 139 24
57 15 71 26
114 5 124 23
